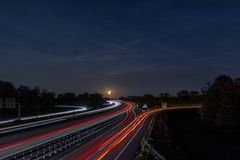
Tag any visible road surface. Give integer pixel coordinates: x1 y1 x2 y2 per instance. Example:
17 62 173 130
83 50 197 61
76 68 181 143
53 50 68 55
63 106 201 160
0 102 201 160
0 101 130 159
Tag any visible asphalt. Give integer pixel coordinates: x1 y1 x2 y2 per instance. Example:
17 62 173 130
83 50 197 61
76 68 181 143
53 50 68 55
0 102 155 160
62 111 136 160
0 105 125 146
103 115 153 160
0 111 127 159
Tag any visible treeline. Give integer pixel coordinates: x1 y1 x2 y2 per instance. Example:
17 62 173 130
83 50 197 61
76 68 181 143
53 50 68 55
120 90 201 107
0 81 105 109
56 92 105 108
121 75 240 120
202 75 240 118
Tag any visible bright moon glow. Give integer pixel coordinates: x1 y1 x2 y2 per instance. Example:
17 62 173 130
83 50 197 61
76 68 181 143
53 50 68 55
107 91 112 95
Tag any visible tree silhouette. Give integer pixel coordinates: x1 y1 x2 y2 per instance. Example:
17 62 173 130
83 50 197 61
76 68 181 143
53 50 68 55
40 91 55 107
177 90 190 102
159 93 171 102
0 81 16 98
202 75 240 118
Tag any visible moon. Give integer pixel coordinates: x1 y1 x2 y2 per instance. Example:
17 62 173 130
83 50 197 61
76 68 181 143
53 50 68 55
107 90 112 95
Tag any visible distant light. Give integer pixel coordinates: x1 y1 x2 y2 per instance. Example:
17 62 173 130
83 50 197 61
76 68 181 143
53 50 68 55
107 90 112 95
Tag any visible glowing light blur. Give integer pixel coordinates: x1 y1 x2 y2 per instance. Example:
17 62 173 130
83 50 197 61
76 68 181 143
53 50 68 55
107 91 112 95
0 101 127 152
95 106 202 160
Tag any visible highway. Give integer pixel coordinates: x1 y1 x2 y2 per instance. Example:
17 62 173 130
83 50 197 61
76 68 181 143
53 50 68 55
62 105 201 160
98 106 202 160
0 101 123 148
0 101 121 134
0 101 201 160
0 106 87 126
0 101 129 159
62 101 137 160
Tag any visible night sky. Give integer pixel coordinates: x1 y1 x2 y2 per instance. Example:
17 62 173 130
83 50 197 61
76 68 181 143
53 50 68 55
0 0 240 97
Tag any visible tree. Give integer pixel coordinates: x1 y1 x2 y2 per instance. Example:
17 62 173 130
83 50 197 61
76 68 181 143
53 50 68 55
231 78 240 115
77 92 89 105
177 90 190 101
56 93 77 105
189 91 200 103
159 93 171 102
17 85 33 107
190 91 199 97
40 91 55 107
142 94 156 105
159 93 170 98
202 75 238 118
88 93 105 107
235 78 240 85
0 81 16 98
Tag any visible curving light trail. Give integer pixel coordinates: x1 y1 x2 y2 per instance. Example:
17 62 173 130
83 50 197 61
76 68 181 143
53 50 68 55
63 101 135 160
91 106 202 160
0 101 130 152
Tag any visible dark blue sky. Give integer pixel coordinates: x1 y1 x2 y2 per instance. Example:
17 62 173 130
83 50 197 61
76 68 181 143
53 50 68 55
0 0 240 96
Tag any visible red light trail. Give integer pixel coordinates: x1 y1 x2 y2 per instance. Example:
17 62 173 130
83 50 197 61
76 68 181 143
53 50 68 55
0 101 201 160
90 106 201 160
0 102 132 152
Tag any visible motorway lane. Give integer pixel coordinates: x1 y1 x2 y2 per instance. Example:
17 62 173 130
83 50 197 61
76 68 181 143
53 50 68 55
103 116 152 160
0 101 118 127
89 106 201 160
0 104 126 150
63 107 136 160
0 111 127 159
0 103 200 160
0 103 132 159
90 111 151 160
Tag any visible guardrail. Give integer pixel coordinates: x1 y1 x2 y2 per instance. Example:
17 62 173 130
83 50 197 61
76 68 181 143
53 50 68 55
139 115 166 160
0 101 121 134
0 107 87 125
0 101 123 125
1 111 127 160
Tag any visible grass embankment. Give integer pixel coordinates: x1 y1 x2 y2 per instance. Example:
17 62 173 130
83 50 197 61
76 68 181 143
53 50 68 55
135 116 162 160
150 109 240 160
135 140 159 160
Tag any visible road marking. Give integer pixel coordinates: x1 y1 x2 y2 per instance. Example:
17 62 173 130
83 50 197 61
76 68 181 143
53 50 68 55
0 101 121 130
114 117 147 160
132 103 137 118
60 111 132 160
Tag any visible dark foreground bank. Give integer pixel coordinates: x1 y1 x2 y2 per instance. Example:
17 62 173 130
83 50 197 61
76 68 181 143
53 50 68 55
149 109 240 160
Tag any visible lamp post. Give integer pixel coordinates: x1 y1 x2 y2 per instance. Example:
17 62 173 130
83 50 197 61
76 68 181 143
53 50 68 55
17 103 21 121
